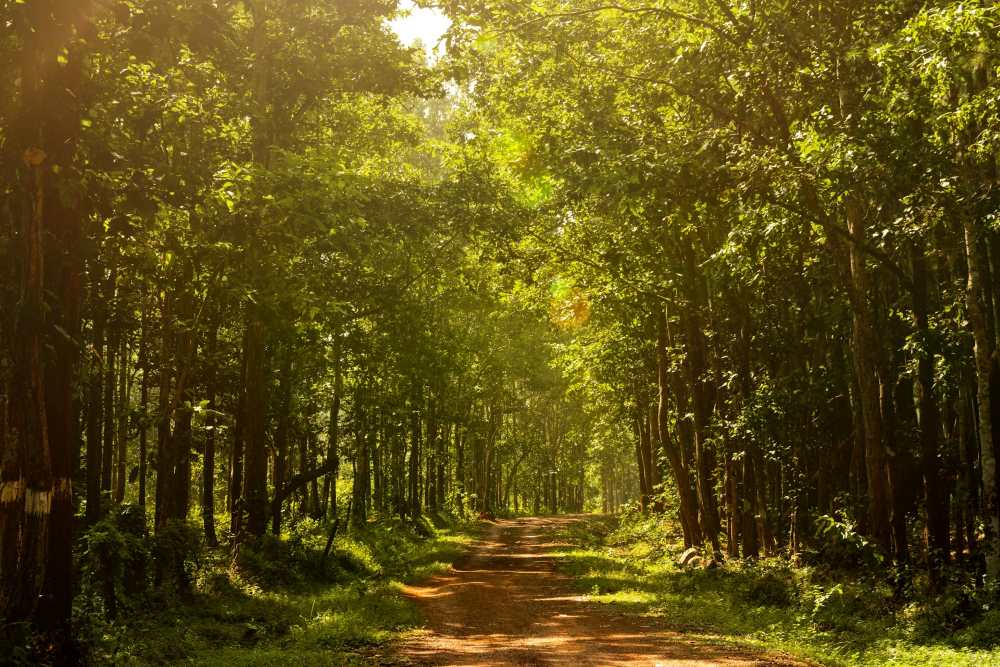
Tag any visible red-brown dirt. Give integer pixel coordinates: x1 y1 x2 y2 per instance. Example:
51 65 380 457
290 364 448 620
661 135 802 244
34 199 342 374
399 515 809 666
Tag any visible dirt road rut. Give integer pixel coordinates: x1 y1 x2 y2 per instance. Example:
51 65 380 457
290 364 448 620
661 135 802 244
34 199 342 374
400 515 807 666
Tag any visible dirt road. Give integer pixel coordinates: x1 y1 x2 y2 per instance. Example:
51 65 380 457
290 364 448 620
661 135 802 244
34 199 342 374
400 516 806 666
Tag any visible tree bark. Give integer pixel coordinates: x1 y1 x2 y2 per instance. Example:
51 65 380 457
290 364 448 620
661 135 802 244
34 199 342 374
155 280 195 533
101 246 118 495
683 294 722 555
634 404 651 511
229 324 248 534
846 199 893 557
323 338 342 522
1 3 89 644
911 244 949 588
138 293 149 508
154 293 172 530
242 305 269 539
114 329 129 504
202 321 219 546
240 0 273 543
455 423 465 513
85 272 105 524
964 217 999 581
437 421 447 510
271 349 292 535
427 397 438 512
409 387 422 520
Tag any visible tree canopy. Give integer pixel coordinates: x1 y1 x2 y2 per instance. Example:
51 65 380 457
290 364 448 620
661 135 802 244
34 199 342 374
2 1 1000 663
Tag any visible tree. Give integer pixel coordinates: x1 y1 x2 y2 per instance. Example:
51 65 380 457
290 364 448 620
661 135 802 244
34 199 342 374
1 0 92 647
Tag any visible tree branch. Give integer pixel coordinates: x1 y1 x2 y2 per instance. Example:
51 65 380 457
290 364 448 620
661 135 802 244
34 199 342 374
270 460 337 516
757 191 914 290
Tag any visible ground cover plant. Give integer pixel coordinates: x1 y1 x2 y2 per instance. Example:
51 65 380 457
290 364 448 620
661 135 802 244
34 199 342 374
66 510 477 666
558 512 1000 667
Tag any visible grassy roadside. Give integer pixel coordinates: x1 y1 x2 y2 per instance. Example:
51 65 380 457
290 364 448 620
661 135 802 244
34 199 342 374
555 514 1000 667
85 515 479 666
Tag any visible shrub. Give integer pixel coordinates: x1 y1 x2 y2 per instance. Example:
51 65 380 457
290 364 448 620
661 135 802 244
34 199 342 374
956 608 1000 647
807 580 892 632
912 575 984 639
739 561 796 607
812 514 884 570
81 504 150 618
236 533 307 586
151 519 202 592
0 623 49 667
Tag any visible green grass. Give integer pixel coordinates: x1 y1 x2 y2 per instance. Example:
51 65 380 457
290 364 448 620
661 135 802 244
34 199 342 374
84 514 477 666
554 514 1000 667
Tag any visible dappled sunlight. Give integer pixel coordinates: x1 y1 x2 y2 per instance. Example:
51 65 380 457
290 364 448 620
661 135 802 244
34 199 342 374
401 516 806 666
6 1 999 665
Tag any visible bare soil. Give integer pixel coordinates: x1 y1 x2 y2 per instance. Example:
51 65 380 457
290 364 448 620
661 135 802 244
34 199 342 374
399 515 809 666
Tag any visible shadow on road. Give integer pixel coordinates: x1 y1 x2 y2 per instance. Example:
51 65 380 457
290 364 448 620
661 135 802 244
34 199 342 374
400 515 806 666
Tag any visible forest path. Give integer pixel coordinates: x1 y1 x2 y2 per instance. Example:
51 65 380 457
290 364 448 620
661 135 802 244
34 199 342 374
398 515 805 666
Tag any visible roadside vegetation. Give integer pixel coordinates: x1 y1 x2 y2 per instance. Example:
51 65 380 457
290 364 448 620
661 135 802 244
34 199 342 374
61 508 477 667
559 514 1000 667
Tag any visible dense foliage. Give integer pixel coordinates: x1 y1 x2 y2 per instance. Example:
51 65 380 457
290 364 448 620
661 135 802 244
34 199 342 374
442 0 1000 583
2 0 1000 664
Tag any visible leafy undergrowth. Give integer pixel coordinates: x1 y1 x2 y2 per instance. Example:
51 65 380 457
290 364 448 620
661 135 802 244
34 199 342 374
83 514 477 666
556 513 1000 667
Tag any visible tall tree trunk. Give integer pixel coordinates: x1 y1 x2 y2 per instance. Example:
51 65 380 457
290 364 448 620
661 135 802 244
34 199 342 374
392 411 405 518
634 406 651 511
242 306 269 539
958 381 979 557
1 3 89 644
364 397 374 514
202 321 219 546
102 262 118 495
173 391 193 524
647 402 663 507
741 447 760 559
964 217 999 581
352 384 370 526
437 422 447 510
684 298 722 555
886 372 912 569
271 349 292 535
846 199 893 557
409 387 422 520
911 244 949 588
229 324 248 534
655 306 701 547
725 446 739 558
154 294 172 530
114 331 129 504
138 293 149 508
85 273 105 524
307 432 321 518
426 398 438 512
239 0 272 543
736 308 760 559
324 338 342 522
374 418 385 512
455 423 465 514
155 282 195 533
